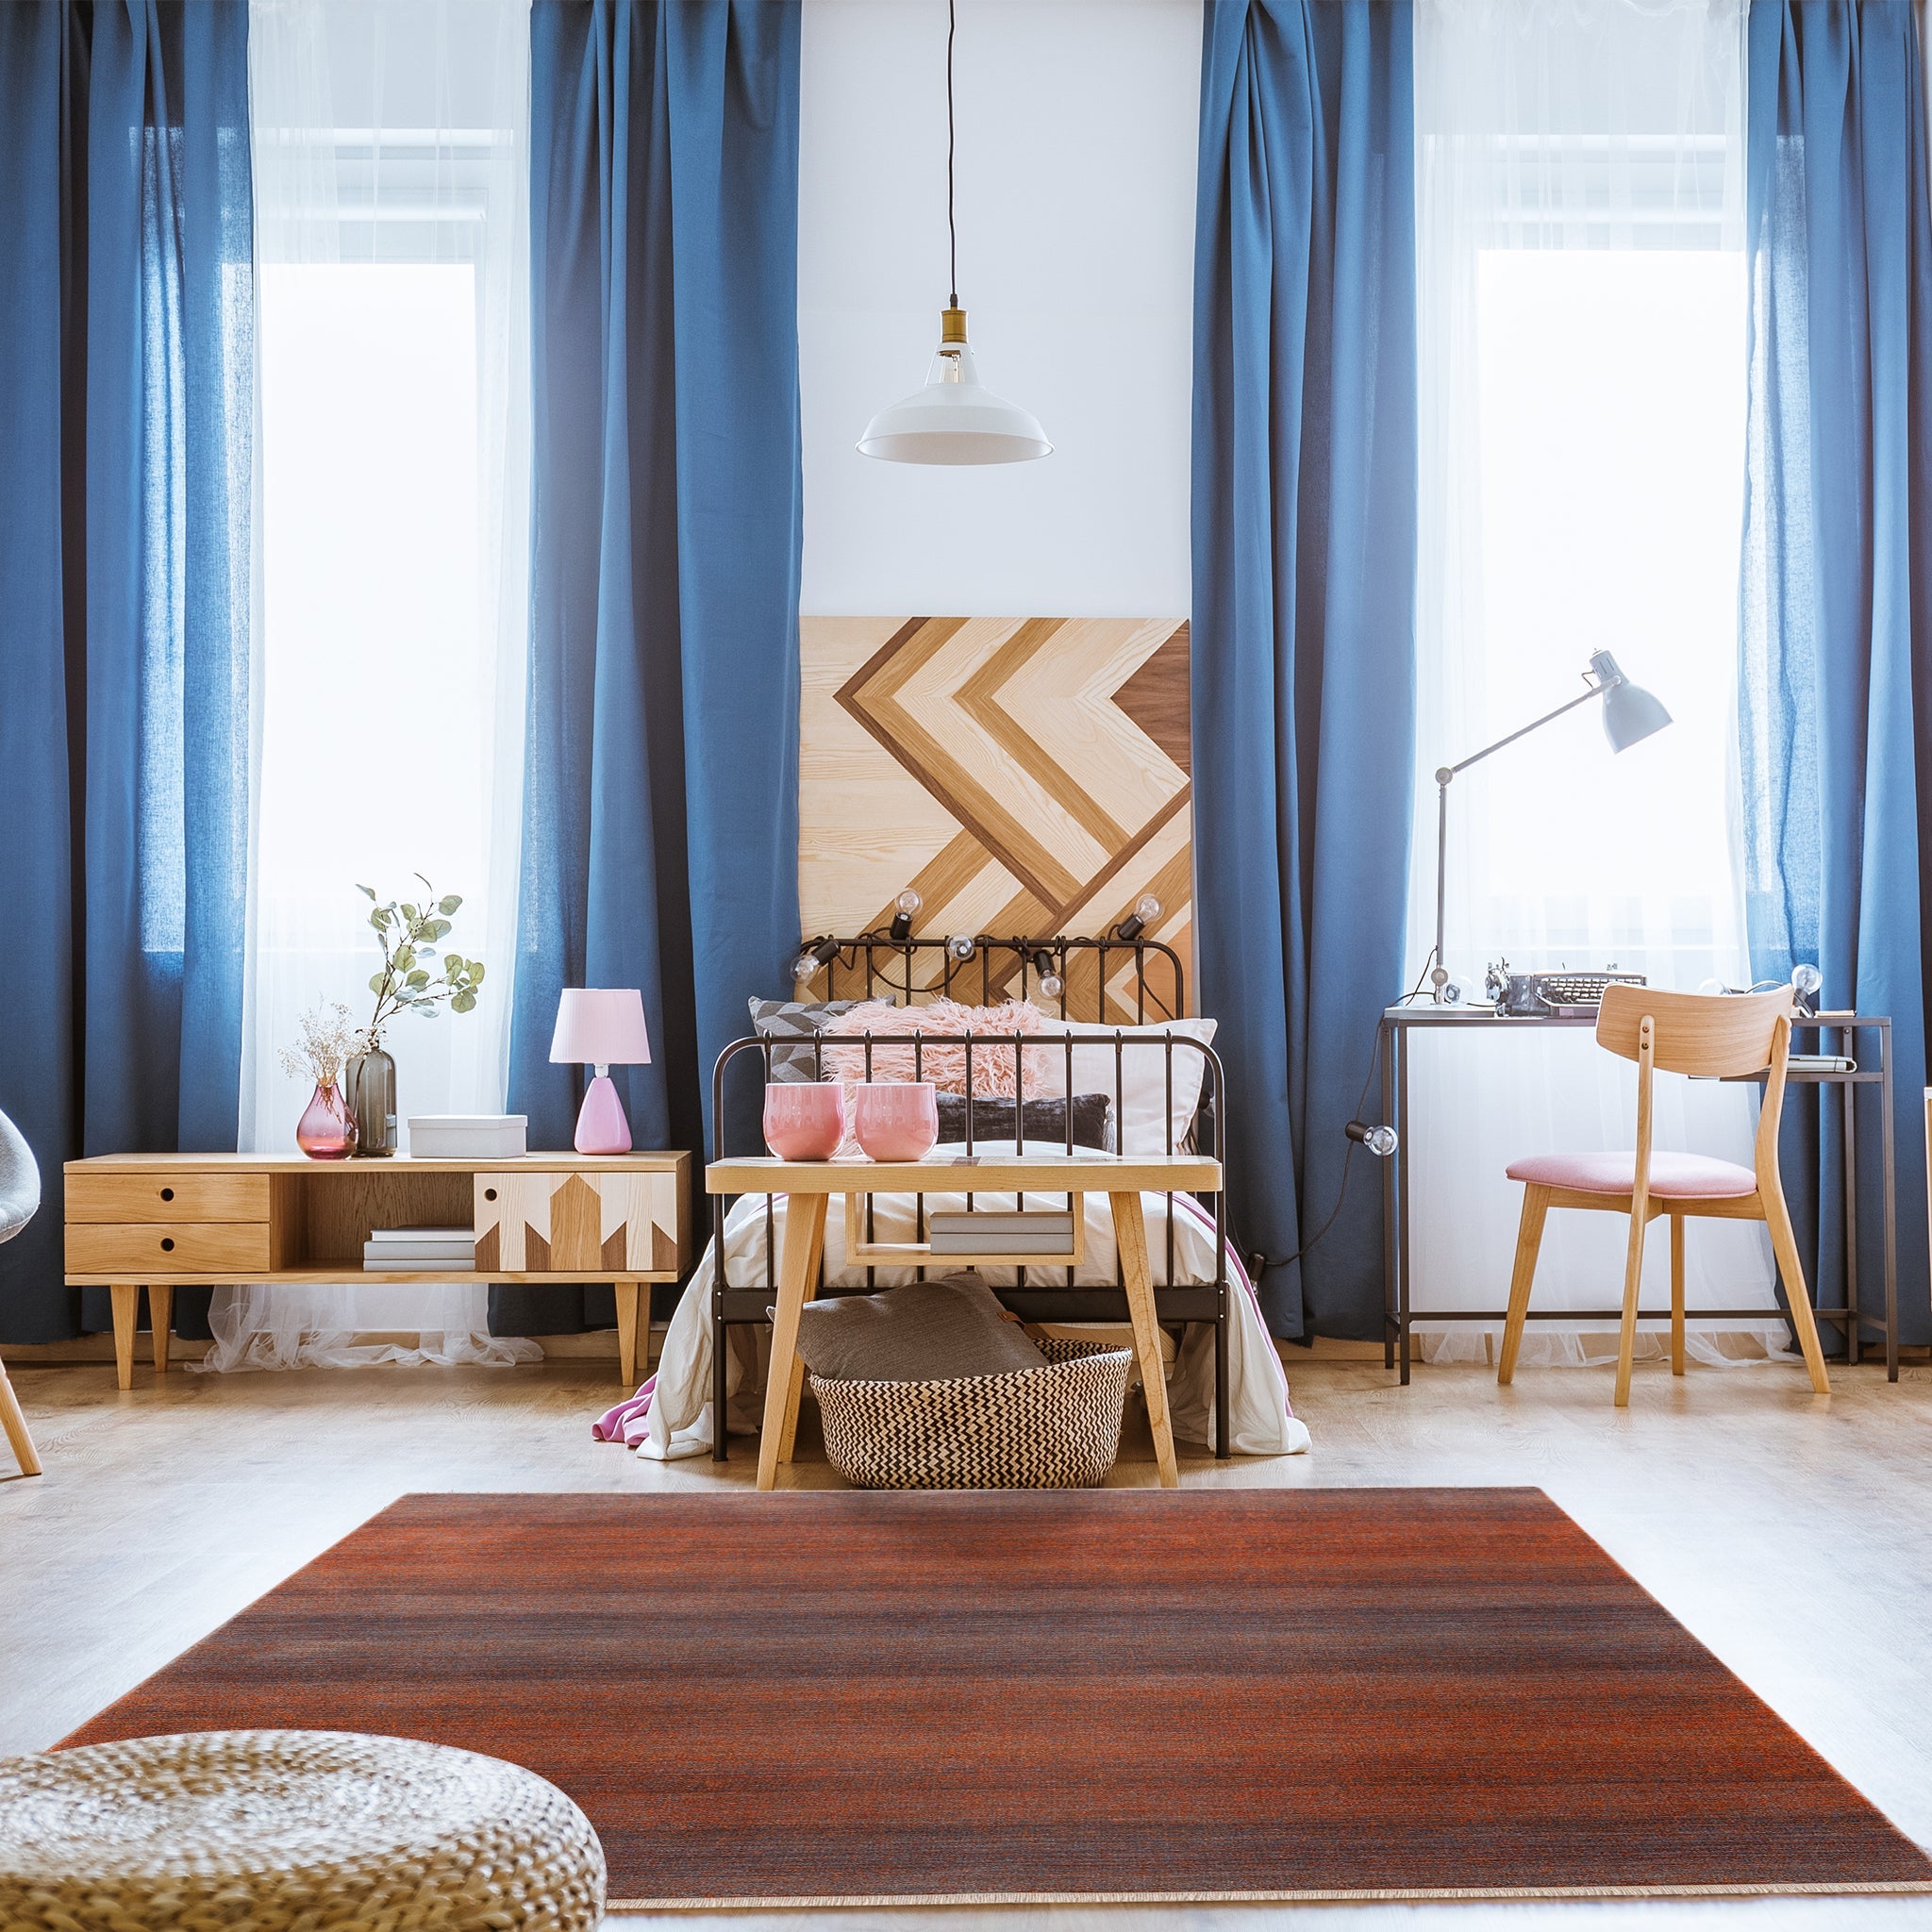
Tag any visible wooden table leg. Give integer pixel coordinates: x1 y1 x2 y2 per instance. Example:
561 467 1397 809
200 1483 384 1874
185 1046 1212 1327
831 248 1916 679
614 1280 641 1388
149 1285 174 1374
110 1285 139 1392
778 1352 809 1465
758 1192 828 1491
1111 1191 1178 1489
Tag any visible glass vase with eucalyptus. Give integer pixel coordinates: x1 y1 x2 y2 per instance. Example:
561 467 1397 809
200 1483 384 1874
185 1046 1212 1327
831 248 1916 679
353 875 488 1158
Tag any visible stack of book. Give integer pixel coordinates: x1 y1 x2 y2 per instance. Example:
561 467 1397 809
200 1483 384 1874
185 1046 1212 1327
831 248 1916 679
362 1226 476 1272
927 1210 1076 1257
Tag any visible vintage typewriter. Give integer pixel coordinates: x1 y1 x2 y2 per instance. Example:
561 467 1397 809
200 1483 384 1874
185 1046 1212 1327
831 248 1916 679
1485 960 1647 1019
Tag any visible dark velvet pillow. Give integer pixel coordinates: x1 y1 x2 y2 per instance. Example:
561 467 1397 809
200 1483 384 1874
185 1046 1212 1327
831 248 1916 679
783 1272 1048 1384
934 1091 1114 1152
748 997 862 1083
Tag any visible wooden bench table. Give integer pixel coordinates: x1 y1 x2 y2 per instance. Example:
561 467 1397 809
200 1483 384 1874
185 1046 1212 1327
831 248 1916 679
64 1152 691 1389
705 1153 1224 1491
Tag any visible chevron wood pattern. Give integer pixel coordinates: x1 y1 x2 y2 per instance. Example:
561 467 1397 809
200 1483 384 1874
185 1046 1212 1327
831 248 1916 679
472 1172 682 1276
799 617 1191 1021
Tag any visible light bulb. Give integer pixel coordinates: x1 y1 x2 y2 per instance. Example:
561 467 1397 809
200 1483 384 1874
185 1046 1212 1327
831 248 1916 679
889 886 924 942
1791 963 1823 996
1040 972 1064 1002
946 933 976 962
792 952 820 985
1136 894 1162 926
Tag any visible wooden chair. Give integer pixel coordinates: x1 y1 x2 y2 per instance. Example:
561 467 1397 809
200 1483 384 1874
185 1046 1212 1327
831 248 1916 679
0 1108 43 1475
1498 984 1830 1407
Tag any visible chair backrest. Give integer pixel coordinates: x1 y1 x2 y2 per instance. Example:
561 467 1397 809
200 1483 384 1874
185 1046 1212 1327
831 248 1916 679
0 1108 41 1247
1594 983 1793 1079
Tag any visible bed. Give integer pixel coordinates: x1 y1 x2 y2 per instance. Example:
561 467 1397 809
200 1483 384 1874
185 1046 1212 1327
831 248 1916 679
594 933 1310 1463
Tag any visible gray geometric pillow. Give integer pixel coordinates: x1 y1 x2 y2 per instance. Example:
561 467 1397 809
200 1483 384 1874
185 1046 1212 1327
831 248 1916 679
748 997 863 1083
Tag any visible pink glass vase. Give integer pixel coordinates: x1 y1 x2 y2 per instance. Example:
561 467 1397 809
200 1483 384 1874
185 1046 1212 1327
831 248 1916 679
296 1079 358 1159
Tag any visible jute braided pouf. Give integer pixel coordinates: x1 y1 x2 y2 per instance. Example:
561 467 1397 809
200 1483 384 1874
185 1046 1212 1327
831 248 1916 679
0 1730 606 1931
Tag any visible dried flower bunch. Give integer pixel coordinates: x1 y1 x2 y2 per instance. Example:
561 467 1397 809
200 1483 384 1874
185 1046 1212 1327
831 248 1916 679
276 1002 362 1089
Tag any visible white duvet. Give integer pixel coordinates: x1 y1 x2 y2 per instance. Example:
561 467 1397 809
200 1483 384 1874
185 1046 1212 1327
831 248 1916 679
607 1146 1311 1462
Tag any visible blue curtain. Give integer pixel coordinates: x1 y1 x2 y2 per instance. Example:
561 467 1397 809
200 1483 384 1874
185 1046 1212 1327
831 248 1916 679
0 0 253 1346
497 0 803 1337
1191 0 1418 1341
1739 0 1932 1352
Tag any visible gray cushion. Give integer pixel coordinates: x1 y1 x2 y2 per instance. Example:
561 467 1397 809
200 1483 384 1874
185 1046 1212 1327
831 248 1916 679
749 997 862 1083
782 1273 1049 1384
935 1091 1114 1152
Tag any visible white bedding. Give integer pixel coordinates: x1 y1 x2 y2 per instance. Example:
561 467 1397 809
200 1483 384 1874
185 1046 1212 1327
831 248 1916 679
607 1145 1311 1462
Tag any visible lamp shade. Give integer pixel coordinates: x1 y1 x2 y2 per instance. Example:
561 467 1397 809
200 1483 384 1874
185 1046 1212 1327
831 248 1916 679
549 988 651 1067
1602 679 1671 752
858 337 1050 466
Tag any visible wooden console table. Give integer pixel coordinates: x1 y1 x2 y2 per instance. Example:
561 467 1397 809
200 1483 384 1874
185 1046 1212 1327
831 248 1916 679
64 1152 691 1390
706 1152 1223 1492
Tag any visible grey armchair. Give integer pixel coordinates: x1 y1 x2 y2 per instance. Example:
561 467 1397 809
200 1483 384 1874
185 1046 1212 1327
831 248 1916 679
0 1108 44 1475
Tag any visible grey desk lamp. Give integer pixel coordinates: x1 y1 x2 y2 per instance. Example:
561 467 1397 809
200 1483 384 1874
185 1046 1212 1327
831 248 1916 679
1428 649 1671 1004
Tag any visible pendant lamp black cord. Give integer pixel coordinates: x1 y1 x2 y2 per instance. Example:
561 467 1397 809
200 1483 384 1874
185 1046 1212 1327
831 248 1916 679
946 0 958 308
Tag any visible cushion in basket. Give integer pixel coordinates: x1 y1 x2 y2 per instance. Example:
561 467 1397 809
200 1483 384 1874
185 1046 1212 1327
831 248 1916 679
933 1091 1114 1152
748 997 863 1082
783 1273 1048 1383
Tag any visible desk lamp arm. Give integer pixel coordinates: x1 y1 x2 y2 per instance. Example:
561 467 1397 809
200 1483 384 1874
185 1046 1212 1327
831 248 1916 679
1429 672 1624 1001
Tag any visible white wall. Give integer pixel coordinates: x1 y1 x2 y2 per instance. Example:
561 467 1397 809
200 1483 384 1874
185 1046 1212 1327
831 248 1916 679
798 0 1200 618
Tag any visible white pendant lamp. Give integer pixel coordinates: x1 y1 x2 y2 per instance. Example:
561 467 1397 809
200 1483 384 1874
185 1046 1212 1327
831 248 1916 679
858 0 1051 466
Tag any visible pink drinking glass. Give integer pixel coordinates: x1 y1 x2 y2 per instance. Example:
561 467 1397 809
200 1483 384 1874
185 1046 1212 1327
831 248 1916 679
852 1081 940 1162
763 1082 847 1160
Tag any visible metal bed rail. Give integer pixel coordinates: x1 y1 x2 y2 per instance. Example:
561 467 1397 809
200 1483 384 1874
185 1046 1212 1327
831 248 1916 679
795 932 1186 1026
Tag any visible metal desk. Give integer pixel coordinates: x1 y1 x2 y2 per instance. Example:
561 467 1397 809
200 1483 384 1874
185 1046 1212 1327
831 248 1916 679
1377 1005 1898 1385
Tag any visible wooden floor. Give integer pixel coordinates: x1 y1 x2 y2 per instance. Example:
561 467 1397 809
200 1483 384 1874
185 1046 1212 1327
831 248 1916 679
4 1348 1931 1931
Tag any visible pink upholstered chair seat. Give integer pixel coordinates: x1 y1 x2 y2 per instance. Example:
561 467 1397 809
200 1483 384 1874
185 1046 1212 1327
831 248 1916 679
1505 1150 1757 1199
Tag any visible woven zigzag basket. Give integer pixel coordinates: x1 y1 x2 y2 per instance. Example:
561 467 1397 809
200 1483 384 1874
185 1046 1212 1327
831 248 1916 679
812 1338 1132 1490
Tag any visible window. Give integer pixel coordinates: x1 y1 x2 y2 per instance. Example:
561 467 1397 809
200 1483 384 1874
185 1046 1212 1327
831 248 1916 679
216 0 530 1371
1407 0 1781 1363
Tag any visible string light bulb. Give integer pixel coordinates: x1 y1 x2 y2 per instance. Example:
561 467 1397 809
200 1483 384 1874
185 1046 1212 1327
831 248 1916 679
1115 894 1162 942
1030 949 1064 1004
792 936 841 985
946 933 976 962
889 888 923 943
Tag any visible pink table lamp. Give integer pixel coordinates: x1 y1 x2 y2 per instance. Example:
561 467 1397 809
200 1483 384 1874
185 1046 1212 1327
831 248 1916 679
550 989 652 1154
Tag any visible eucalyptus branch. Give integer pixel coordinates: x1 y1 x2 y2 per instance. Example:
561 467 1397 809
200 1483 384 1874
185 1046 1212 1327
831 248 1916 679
356 873 487 1049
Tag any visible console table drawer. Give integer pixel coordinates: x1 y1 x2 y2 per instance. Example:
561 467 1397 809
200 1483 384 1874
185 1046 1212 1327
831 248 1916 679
66 1171 271 1224
66 1222 271 1276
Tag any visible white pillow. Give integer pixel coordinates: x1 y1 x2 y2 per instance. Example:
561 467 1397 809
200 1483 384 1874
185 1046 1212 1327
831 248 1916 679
1026 1017 1217 1157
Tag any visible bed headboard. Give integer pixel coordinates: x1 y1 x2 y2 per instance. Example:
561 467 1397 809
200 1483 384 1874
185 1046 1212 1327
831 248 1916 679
788 932 1187 1025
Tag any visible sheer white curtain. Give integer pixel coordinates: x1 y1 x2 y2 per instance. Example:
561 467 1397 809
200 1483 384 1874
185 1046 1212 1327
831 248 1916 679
1407 0 1787 1366
202 0 535 1371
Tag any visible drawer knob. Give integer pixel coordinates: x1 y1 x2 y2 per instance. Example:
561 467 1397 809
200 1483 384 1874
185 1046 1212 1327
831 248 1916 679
484 1188 498 1202
159 1187 175 1202
160 1237 175 1253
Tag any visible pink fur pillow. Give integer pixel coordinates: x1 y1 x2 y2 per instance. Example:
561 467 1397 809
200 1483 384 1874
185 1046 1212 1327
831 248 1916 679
823 997 1052 1098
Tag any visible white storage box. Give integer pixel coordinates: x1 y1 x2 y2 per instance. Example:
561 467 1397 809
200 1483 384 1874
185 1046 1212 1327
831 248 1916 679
408 1114 528 1158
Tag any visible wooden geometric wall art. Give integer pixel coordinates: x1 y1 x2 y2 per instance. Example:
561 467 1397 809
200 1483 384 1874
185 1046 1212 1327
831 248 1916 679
799 617 1191 1021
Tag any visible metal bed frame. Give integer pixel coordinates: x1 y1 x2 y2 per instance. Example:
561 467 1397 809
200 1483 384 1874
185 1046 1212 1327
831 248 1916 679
708 933 1233 1460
